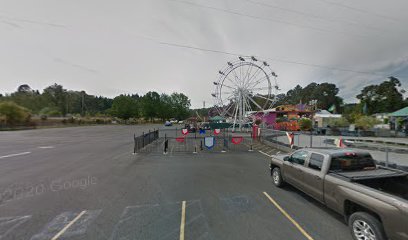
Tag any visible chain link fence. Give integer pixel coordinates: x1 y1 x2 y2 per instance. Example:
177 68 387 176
134 128 255 154
259 128 408 171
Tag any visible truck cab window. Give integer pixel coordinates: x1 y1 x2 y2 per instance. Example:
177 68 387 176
330 153 375 172
308 153 324 171
290 151 308 165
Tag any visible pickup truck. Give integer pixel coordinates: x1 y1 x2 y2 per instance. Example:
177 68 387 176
269 148 408 240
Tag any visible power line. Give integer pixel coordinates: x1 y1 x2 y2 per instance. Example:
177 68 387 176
134 34 245 57
312 0 400 22
0 15 67 28
245 0 384 33
133 33 405 78
166 0 369 38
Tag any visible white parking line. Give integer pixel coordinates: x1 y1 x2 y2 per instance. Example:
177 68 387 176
32 210 100 240
0 152 31 159
51 210 86 240
179 201 186 240
258 150 272 157
38 146 54 149
0 215 31 239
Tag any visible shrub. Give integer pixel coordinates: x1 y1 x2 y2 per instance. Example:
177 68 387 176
344 112 362 124
330 117 349 127
0 101 31 125
299 118 312 131
355 116 380 130
68 117 75 124
39 107 61 117
95 118 104 124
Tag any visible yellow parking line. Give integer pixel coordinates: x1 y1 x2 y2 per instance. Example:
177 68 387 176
51 210 86 240
263 192 314 240
180 201 186 240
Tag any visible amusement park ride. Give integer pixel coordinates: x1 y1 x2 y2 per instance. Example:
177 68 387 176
212 56 280 131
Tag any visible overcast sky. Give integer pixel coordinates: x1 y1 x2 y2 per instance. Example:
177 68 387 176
1 0 408 108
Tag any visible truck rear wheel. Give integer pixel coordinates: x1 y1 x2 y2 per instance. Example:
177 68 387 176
349 212 386 240
271 167 284 188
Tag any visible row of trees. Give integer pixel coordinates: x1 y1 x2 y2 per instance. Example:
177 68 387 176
0 84 113 116
270 77 406 116
274 82 343 111
356 77 406 115
109 92 190 121
0 84 191 124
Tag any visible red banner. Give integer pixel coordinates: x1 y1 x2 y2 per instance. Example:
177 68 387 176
176 137 185 143
231 136 243 145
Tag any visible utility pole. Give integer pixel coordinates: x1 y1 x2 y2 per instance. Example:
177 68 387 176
65 94 68 116
81 91 85 116
203 101 206 121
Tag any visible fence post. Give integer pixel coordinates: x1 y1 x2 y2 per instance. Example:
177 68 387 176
222 137 227 153
310 130 313 148
223 128 226 143
200 140 203 151
142 132 145 148
164 140 168 154
193 145 197 154
385 147 389 167
163 133 167 154
273 131 278 144
133 133 136 154
297 133 300 147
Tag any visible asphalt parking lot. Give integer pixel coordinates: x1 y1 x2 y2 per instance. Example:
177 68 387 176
0 125 351 240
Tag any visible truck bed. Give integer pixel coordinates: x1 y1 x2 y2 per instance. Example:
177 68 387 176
331 168 408 200
357 176 408 200
331 168 407 181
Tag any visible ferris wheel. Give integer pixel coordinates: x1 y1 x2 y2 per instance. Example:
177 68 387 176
212 56 280 130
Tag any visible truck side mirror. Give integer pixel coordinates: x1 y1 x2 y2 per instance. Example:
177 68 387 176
284 156 290 161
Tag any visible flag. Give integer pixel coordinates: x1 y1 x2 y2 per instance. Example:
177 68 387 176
204 137 215 149
213 129 221 135
199 129 206 134
335 137 346 148
286 132 295 149
181 129 188 135
328 104 336 113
